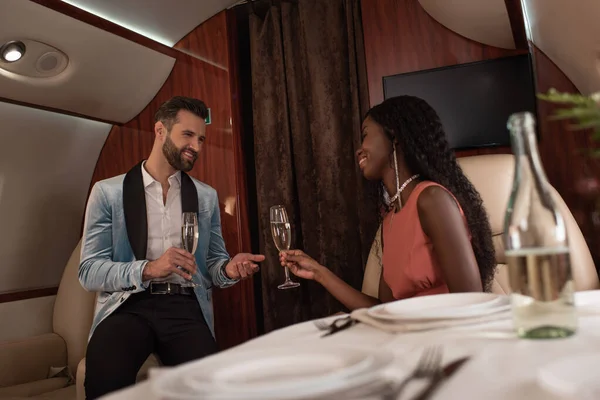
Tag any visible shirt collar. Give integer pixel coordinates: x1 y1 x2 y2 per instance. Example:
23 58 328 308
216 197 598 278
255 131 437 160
141 161 181 188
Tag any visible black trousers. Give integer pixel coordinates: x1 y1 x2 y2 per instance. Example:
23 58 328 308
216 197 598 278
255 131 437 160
84 290 217 399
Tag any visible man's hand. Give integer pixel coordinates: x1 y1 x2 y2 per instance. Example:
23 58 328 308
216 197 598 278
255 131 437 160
143 247 197 281
224 253 265 280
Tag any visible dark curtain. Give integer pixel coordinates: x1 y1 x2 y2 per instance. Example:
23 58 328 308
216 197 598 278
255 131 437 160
248 0 377 332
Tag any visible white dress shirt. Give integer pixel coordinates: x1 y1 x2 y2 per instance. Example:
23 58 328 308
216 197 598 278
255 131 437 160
141 162 187 285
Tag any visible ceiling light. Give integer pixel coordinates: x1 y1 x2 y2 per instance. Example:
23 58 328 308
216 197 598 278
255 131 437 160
1 41 26 63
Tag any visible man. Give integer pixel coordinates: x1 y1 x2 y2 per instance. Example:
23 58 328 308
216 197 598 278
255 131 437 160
79 96 264 399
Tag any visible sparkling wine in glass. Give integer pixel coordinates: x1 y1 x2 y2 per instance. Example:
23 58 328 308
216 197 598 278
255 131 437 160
180 212 199 287
270 205 300 290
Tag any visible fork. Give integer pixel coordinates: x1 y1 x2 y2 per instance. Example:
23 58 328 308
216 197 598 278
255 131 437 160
313 315 351 331
382 345 443 400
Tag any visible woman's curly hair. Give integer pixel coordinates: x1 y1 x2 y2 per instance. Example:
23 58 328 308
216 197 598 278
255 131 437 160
365 95 496 291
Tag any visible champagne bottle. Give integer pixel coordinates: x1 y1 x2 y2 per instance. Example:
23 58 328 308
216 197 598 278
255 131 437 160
503 112 577 339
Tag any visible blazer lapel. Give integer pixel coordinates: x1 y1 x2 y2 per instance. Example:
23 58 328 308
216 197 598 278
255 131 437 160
123 164 198 261
123 161 147 260
180 172 199 214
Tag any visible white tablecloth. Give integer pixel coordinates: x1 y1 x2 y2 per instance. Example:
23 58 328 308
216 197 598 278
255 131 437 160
101 310 600 400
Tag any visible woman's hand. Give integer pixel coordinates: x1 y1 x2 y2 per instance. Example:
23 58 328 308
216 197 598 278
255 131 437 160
279 250 324 281
281 250 380 311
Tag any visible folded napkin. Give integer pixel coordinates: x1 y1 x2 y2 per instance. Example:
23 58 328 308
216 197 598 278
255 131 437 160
350 307 511 333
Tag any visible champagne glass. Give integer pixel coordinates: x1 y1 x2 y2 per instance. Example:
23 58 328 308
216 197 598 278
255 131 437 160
270 205 300 289
180 212 200 287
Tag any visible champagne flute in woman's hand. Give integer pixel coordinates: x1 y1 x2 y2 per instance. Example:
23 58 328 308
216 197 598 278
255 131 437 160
270 205 300 289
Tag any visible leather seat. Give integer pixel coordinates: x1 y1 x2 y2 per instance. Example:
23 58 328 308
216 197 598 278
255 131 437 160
0 240 159 400
362 154 599 297
0 240 92 399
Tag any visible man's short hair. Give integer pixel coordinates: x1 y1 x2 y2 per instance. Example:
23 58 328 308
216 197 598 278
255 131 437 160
154 96 209 131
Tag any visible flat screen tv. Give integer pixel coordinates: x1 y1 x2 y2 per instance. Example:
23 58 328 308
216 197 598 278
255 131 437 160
382 54 537 150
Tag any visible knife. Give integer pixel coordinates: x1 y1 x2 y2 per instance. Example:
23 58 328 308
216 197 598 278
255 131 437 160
410 356 470 400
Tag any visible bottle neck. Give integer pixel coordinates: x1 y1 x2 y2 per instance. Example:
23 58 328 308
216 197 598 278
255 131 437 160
507 112 567 247
509 113 551 192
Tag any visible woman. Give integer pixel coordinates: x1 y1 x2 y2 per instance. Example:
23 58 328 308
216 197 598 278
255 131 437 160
280 95 496 310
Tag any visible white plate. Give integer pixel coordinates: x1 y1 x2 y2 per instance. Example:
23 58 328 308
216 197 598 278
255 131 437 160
538 353 600 397
367 292 510 322
575 290 600 309
152 345 395 400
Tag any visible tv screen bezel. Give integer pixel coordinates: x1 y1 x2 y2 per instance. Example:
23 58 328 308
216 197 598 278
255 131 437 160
381 53 539 151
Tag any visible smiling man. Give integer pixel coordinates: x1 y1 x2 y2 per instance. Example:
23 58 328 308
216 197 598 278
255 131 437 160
78 96 264 399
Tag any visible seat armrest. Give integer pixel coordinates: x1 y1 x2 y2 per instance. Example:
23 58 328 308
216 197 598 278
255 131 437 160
0 333 67 387
0 377 69 398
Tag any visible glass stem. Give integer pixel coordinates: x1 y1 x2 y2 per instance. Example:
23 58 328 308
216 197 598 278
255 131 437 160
284 266 291 281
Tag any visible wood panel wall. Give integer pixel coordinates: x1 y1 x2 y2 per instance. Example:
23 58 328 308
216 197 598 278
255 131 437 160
360 0 600 264
89 11 256 350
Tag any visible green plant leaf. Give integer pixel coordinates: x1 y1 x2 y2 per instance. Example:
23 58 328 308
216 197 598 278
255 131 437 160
537 89 597 106
537 89 600 150
550 107 600 119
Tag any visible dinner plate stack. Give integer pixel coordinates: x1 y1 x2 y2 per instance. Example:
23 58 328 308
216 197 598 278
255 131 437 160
151 344 396 399
355 293 511 332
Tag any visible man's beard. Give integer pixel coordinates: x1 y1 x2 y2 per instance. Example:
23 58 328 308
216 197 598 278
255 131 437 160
162 134 197 172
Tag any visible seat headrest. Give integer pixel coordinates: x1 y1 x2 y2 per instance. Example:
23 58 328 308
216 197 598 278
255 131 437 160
457 154 514 236
457 154 598 291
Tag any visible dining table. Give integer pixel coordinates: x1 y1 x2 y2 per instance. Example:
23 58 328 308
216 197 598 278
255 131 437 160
101 291 600 400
